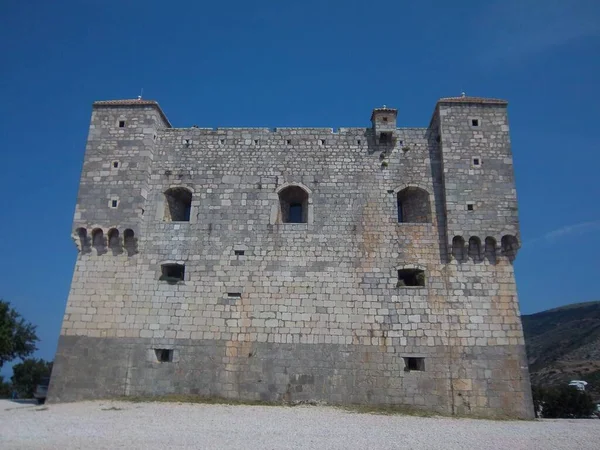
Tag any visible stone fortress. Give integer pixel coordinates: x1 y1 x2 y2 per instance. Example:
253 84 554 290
48 95 534 418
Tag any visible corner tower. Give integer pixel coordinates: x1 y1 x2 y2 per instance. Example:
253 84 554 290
432 95 533 418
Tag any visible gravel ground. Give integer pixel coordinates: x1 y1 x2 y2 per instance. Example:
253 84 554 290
1 399 599 449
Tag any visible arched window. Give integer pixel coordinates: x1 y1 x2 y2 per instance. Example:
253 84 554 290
396 187 431 223
468 236 482 261
92 228 105 252
278 185 309 223
452 236 466 262
107 228 120 250
164 187 192 222
124 229 136 256
75 228 88 252
484 237 497 264
501 235 519 260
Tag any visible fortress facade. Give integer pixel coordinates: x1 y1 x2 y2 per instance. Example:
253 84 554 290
48 96 534 418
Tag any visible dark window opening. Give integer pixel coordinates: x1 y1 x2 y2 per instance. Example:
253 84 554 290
234 250 245 256
289 203 303 223
468 236 482 261
397 269 425 287
319 139 325 146
227 293 241 298
160 264 185 283
452 236 466 262
467 203 474 211
119 120 125 128
404 357 425 372
357 139 361 145
473 158 480 166
379 132 392 144
112 161 119 168
184 139 191 147
92 228 104 249
382 117 388 122
164 187 192 222
471 119 479 127
278 186 309 224
111 200 118 208
397 187 431 223
155 349 173 363
287 139 292 145
254 139 259 145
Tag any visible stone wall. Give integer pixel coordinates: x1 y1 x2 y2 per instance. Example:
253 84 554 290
48 98 533 419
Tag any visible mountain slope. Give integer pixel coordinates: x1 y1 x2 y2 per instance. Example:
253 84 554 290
522 301 600 398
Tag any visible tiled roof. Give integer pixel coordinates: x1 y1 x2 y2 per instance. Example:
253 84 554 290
437 96 507 105
93 99 171 127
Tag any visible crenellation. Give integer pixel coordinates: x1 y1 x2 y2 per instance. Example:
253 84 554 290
49 96 533 419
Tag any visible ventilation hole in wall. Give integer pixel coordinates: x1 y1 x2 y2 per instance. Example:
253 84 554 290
227 292 242 298
154 349 173 363
403 357 425 372
219 139 225 145
184 139 191 146
387 189 394 194
112 161 119 168
471 119 479 127
111 199 118 208
397 269 425 287
357 139 361 145
473 158 480 166
160 263 185 283
467 203 474 211
287 139 292 145
153 134 157 140
119 120 125 128
234 250 245 256
254 139 259 145
319 139 325 146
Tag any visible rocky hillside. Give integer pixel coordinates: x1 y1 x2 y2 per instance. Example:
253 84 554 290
522 301 600 399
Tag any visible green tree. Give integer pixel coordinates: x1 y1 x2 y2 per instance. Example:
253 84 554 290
0 375 12 398
533 384 595 418
0 300 38 368
11 359 52 398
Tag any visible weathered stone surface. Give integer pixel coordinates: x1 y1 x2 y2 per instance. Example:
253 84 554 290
49 97 534 419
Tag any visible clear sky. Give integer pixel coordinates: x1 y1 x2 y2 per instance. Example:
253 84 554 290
1 0 599 375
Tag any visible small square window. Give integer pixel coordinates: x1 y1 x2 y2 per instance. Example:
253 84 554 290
234 250 245 256
112 161 119 168
154 349 173 363
467 203 474 211
287 139 292 145
227 292 242 298
379 132 392 144
219 139 225 145
382 117 388 122
254 139 259 145
160 263 185 283
404 357 425 372
471 119 479 127
111 200 118 208
119 120 125 128
473 158 480 166
319 139 325 146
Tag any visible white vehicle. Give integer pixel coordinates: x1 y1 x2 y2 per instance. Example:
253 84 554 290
568 380 588 391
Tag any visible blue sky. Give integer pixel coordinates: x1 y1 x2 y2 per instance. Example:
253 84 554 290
1 0 599 375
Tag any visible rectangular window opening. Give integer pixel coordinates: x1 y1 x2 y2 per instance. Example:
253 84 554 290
227 292 241 298
357 139 361 145
397 269 425 287
254 139 259 145
319 139 325 146
382 117 388 122
234 250 245 256
467 204 474 211
160 263 185 283
471 119 479 127
473 158 480 166
155 349 173 363
111 200 118 208
287 139 292 145
112 161 119 168
404 357 425 372
379 132 392 144
119 120 125 128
